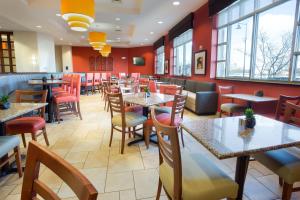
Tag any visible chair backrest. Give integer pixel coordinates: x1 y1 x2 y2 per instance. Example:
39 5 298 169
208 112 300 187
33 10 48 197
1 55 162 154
107 92 125 127
283 102 300 126
15 90 48 118
71 74 81 100
151 108 182 199
86 73 94 82
139 78 149 85
21 141 98 200
119 73 126 79
171 94 187 124
131 73 140 81
218 85 234 104
275 95 300 120
93 73 101 85
149 80 157 93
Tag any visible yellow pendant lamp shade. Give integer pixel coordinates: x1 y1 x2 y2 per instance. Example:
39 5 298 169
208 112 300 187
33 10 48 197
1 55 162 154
100 45 111 57
61 0 95 32
89 32 106 46
93 45 103 51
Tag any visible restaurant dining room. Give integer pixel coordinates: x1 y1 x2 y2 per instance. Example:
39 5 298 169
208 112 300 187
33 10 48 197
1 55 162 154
1 0 300 200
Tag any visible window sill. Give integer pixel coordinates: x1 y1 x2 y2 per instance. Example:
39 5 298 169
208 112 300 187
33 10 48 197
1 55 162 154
215 77 300 86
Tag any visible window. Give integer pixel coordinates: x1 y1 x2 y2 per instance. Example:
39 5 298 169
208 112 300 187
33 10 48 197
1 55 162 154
155 46 165 75
0 32 16 73
216 0 300 82
173 29 193 76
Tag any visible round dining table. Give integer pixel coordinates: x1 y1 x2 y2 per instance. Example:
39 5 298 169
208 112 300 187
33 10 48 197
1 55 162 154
28 79 69 123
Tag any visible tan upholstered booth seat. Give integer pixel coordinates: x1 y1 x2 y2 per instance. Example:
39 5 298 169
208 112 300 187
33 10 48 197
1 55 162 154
159 153 238 199
183 90 196 112
220 103 245 113
112 112 147 127
254 147 300 185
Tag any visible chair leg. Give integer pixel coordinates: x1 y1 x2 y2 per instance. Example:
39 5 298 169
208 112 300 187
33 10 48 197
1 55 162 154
14 146 22 178
144 125 151 149
121 128 126 154
156 178 162 200
56 103 61 124
109 125 114 147
21 134 26 148
282 182 293 200
180 127 185 148
42 128 50 146
279 177 283 186
85 86 88 95
31 132 37 141
219 111 222 118
77 102 83 120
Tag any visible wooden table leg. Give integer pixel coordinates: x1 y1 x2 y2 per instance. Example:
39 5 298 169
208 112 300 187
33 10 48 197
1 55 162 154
235 155 250 200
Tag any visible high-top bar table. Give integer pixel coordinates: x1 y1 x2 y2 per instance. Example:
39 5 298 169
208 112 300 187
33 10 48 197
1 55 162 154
123 92 174 145
182 115 300 200
28 79 68 122
222 94 277 108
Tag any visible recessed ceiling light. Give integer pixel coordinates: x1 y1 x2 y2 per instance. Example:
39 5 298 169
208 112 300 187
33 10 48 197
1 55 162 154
121 57 126 60
157 21 163 24
107 39 112 42
81 35 85 39
36 25 42 28
115 17 121 21
140 43 144 46
56 13 61 17
69 43 72 45
116 38 121 40
150 32 154 35
173 1 180 6
60 38 63 41
145 38 149 41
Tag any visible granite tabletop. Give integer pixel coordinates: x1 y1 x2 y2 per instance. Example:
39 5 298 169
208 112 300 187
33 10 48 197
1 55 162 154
0 103 48 122
123 92 174 107
222 94 277 103
182 115 300 159
28 80 68 85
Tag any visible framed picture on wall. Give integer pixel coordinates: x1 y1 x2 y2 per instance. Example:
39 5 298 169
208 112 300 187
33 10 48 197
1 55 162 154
164 60 169 74
194 50 207 75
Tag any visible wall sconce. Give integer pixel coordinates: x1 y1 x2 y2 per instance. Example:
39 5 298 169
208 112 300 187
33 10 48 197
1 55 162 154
31 55 37 66
199 45 203 50
121 57 127 60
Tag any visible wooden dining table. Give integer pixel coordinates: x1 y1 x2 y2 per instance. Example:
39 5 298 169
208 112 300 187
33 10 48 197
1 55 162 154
28 79 68 123
123 92 174 145
182 115 300 200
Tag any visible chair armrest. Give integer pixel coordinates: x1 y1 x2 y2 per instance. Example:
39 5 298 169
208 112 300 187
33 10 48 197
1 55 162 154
195 91 218 115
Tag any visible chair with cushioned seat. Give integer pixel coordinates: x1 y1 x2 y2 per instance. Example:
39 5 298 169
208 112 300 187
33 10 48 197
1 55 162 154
151 108 238 200
0 136 22 178
6 90 49 147
144 94 187 149
156 84 182 114
82 73 94 95
107 92 147 154
275 95 300 121
219 86 246 117
93 72 101 94
253 102 300 200
21 141 98 200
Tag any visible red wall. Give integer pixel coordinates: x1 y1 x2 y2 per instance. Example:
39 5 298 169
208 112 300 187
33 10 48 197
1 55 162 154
128 46 154 75
159 3 300 114
72 46 154 75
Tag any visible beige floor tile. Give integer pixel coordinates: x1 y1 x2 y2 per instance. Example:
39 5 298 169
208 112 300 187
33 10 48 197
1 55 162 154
133 169 159 199
120 189 136 200
65 151 88 164
4 194 21 200
39 168 63 190
84 150 109 169
80 168 107 193
0 185 17 199
108 154 144 173
98 192 119 200
105 172 134 192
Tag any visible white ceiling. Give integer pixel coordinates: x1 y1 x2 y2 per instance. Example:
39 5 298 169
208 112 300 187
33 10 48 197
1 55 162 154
0 0 207 47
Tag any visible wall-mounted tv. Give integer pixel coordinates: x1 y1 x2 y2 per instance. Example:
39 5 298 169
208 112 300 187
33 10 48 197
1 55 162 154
133 57 145 66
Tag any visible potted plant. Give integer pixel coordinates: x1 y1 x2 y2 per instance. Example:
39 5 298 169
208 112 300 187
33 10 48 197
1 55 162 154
144 87 151 98
0 95 10 109
244 108 256 129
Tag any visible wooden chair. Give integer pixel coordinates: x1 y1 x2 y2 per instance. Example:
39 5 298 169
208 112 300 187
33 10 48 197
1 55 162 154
254 102 300 200
6 90 49 147
218 86 245 117
93 73 101 94
157 85 183 112
107 92 147 154
151 108 238 200
82 73 94 95
144 94 187 149
275 95 300 121
21 141 98 200
0 136 22 178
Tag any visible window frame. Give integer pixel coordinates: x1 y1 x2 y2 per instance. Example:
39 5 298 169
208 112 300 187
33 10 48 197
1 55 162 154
172 29 193 77
154 46 165 75
0 32 16 73
216 0 300 84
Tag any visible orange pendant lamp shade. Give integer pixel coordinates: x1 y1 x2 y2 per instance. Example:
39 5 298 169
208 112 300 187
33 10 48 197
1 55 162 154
89 32 106 46
61 0 95 32
100 45 111 57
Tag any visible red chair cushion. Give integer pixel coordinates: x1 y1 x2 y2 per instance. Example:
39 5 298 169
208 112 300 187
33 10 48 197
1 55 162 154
52 87 64 92
54 95 77 103
144 113 182 127
6 117 45 133
125 105 143 115
81 82 93 86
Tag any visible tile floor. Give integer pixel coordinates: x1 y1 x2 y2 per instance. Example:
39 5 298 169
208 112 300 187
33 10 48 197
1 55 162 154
1 94 300 200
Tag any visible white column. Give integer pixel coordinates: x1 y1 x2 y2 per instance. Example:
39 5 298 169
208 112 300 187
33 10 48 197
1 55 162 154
62 46 73 72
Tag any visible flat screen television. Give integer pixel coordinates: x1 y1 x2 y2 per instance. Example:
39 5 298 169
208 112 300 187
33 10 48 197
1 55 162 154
133 57 145 66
